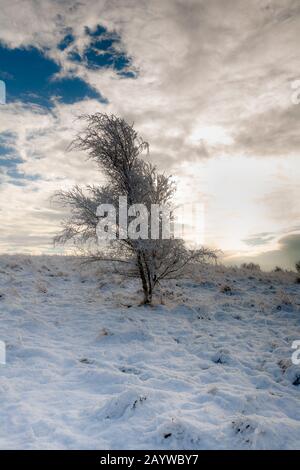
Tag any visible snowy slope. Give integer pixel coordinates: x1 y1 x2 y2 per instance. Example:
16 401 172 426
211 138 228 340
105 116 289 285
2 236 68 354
0 254 299 449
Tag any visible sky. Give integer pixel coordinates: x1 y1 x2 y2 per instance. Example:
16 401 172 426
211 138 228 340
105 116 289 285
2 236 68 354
0 0 299 269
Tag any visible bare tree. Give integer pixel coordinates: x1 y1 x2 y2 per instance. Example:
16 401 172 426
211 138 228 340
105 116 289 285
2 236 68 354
54 113 216 304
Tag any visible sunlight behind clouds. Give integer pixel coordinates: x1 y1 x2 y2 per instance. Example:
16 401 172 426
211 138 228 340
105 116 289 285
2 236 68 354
176 153 300 264
188 126 234 146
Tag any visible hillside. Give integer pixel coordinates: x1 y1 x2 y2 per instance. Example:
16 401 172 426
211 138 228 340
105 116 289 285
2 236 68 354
0 255 299 449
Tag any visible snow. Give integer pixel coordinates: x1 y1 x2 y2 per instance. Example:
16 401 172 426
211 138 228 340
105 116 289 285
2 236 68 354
0 254 300 449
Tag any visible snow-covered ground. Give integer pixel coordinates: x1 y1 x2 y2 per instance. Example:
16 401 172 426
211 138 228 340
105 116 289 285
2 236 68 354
0 254 299 449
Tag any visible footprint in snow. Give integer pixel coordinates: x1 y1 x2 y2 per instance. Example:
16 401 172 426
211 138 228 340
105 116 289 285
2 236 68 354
79 358 95 365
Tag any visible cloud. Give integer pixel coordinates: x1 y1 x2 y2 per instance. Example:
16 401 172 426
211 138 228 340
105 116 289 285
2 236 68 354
226 232 300 270
232 104 300 158
0 0 299 263
242 233 276 247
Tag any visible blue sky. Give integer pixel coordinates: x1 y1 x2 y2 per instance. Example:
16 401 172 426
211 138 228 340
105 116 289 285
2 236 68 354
0 0 299 269
0 22 135 182
0 44 102 106
0 22 134 107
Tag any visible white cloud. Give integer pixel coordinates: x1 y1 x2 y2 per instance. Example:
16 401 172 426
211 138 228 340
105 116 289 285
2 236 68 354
0 0 299 265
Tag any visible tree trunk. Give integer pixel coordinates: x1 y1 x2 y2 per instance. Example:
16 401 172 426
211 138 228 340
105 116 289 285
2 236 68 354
143 252 154 304
137 251 151 304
